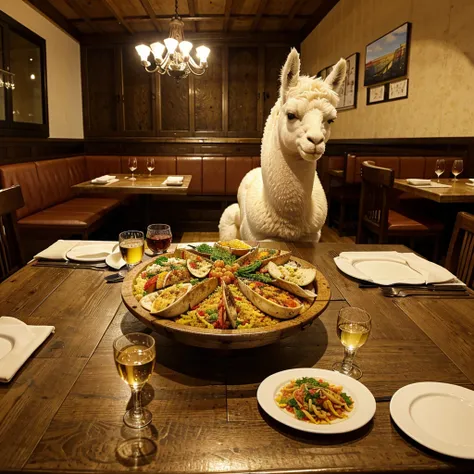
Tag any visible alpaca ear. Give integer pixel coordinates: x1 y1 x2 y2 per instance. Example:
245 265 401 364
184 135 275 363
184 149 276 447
324 58 347 94
280 48 300 103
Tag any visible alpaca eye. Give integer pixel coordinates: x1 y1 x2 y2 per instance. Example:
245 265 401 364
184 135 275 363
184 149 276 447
287 113 297 120
327 119 335 124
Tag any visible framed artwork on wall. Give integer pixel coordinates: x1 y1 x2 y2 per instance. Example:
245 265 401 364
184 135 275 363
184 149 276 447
388 78 409 101
338 52 359 111
367 84 387 105
364 22 411 86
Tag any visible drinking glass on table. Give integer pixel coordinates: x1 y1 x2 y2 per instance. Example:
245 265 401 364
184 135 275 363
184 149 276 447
332 307 371 380
146 224 172 255
435 159 445 182
128 157 138 181
146 157 155 178
114 332 156 429
452 159 463 181
119 230 144 275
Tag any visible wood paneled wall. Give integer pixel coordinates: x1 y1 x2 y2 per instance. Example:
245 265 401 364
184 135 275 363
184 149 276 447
81 40 292 141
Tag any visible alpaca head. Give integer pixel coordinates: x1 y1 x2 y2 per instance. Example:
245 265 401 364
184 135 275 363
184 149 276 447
276 48 347 162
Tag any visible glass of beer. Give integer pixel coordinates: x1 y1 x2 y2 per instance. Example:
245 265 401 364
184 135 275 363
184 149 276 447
332 307 371 380
114 332 156 429
119 230 145 274
146 224 172 255
146 157 155 178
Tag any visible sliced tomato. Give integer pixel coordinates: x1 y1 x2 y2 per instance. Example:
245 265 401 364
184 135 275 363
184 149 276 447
144 275 158 292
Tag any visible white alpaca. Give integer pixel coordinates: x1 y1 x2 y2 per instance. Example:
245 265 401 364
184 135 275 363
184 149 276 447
219 49 346 242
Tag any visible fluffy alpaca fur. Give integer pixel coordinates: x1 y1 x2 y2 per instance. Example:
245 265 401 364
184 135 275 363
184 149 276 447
219 49 346 242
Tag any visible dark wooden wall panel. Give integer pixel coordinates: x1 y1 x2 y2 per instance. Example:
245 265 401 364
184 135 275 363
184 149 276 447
160 75 190 131
86 47 118 136
228 46 259 133
121 44 155 134
264 46 289 121
194 46 223 132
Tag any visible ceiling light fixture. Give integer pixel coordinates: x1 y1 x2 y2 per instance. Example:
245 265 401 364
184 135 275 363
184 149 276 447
135 0 210 81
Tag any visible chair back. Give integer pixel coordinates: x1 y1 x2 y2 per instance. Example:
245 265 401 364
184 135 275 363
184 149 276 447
0 185 25 280
446 212 474 288
357 161 394 243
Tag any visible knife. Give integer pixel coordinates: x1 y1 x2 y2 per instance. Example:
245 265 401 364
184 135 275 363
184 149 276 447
359 282 466 290
33 261 107 270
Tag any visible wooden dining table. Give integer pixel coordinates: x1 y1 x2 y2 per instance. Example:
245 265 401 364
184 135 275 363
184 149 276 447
1 242 473 473
394 178 474 203
72 174 192 195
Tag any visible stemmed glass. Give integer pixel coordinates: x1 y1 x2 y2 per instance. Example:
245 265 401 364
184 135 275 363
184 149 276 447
119 230 144 275
146 157 155 178
114 332 156 429
128 157 138 181
435 159 445 182
332 307 371 380
452 159 463 182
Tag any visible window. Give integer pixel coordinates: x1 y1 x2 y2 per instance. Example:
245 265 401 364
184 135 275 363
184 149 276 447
0 11 48 137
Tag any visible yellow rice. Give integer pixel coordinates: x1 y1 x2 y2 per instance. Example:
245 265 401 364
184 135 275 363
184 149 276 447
175 284 278 329
133 275 148 301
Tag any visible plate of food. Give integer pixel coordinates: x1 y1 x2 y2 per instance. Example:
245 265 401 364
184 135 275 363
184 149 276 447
121 240 331 349
257 368 376 434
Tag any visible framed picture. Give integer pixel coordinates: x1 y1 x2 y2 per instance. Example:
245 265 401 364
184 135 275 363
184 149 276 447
338 52 359 111
367 84 387 105
364 22 411 86
388 78 409 100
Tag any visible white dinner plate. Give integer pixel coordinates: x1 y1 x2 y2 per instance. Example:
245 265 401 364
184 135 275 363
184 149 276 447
390 382 474 459
257 368 376 434
66 243 117 262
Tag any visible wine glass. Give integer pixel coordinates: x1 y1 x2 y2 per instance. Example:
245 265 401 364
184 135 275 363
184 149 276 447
332 307 371 380
452 159 463 181
435 159 445 182
146 224 172 256
146 157 155 178
128 157 138 181
119 230 144 275
114 332 156 429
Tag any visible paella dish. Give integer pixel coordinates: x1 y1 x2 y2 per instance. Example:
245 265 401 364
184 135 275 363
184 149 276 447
129 240 318 330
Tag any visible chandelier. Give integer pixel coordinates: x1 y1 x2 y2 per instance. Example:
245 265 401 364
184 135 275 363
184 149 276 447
135 0 210 80
0 68 15 89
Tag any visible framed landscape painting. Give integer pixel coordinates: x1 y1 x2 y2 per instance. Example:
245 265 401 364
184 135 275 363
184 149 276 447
364 22 411 86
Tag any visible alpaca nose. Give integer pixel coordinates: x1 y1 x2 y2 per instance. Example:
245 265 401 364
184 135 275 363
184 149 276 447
307 135 324 146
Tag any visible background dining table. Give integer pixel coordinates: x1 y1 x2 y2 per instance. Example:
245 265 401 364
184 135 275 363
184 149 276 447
394 178 474 203
1 242 473 473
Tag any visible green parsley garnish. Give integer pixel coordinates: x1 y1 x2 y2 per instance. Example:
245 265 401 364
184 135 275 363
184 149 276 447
154 256 168 265
341 392 353 406
190 278 201 285
294 408 305 419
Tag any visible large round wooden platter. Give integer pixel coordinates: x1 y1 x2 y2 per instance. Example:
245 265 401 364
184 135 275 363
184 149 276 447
122 253 331 350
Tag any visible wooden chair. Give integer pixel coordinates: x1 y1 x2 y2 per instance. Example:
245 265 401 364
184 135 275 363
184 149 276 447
357 161 443 260
0 185 25 280
446 212 474 288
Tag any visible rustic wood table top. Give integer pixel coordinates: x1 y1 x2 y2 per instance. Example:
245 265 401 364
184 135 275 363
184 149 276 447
1 242 473 473
394 178 474 203
72 174 192 195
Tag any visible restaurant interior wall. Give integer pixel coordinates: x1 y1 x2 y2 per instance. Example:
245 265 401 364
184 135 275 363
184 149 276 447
301 0 474 140
0 0 83 139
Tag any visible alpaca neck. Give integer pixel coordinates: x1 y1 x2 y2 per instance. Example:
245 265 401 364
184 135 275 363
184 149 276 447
261 116 315 219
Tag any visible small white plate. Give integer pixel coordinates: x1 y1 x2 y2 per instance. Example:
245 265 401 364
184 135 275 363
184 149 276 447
390 382 474 459
257 368 376 434
66 243 116 262
106 252 126 270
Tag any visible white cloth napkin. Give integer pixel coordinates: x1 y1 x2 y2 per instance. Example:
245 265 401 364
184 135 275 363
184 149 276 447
34 240 118 261
91 175 117 184
336 251 458 285
469 178 474 183
407 178 432 186
466 182 474 187
164 176 184 186
0 317 55 383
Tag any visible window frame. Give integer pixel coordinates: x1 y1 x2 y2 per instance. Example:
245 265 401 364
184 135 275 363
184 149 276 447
0 10 49 138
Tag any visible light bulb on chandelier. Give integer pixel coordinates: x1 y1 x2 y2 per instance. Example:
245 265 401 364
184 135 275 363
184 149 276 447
135 0 210 80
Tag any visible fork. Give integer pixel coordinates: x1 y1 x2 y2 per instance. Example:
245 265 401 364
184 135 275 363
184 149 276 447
381 287 470 298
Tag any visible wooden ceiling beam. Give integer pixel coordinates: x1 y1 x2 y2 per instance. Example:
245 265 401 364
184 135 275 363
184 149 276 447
24 0 80 39
138 0 161 32
223 0 233 33
100 0 134 34
63 0 103 34
300 0 340 40
187 0 197 32
251 0 270 31
288 0 308 21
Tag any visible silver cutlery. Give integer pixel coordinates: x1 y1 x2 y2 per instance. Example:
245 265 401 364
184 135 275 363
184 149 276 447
33 261 108 271
105 273 124 283
381 287 470 298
